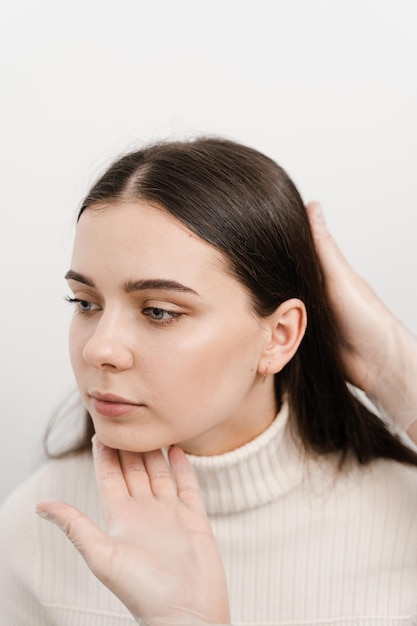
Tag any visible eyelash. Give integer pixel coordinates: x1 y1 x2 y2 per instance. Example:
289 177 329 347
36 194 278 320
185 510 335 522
65 296 100 314
65 297 182 326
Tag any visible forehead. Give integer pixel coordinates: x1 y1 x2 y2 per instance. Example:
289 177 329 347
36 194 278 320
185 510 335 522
71 200 235 291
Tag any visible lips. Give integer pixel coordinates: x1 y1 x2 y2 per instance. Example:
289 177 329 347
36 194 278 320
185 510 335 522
89 391 144 418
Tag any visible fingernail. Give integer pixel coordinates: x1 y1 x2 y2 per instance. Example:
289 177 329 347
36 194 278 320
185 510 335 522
92 435 106 452
35 508 53 522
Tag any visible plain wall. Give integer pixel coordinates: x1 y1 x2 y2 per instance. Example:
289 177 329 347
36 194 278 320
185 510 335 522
1 0 416 503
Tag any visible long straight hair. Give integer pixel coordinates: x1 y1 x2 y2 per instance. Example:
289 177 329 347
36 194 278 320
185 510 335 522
47 137 417 467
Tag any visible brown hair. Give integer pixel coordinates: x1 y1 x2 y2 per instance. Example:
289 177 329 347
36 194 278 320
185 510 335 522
46 137 417 467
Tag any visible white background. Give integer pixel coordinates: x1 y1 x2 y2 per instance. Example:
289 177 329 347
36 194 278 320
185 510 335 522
1 0 416 503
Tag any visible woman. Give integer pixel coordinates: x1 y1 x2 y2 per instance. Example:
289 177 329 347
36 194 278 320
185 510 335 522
1 137 417 625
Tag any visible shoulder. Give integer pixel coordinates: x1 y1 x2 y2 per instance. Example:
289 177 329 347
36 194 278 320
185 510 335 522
0 451 98 620
303 451 417 524
364 456 417 514
322 455 417 539
0 450 99 572
0 452 131 621
359 455 417 495
0 450 96 521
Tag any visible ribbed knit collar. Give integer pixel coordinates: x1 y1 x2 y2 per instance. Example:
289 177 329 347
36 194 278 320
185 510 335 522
186 402 304 515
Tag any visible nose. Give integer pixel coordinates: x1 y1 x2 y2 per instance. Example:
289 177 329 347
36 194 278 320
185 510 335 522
81 312 134 371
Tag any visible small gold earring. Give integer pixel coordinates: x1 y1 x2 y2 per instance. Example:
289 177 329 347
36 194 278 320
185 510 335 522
262 361 271 383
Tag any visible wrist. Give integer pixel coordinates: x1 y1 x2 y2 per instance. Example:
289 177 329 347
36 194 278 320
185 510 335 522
367 315 417 432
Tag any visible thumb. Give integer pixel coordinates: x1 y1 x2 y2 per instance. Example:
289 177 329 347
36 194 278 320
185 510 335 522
36 500 110 576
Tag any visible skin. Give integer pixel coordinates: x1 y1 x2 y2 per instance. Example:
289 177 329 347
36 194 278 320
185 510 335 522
67 200 306 456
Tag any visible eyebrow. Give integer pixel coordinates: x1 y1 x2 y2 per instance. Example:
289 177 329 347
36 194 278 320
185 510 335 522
65 270 199 296
65 270 95 287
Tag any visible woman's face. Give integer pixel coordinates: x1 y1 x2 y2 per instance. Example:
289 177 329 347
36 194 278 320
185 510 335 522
68 201 277 455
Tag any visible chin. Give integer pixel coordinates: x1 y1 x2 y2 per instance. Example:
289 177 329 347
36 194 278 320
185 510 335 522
93 424 171 454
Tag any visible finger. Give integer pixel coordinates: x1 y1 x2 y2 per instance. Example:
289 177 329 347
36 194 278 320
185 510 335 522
306 201 342 257
143 449 177 499
305 201 353 283
305 201 327 243
168 446 206 514
118 449 152 500
36 500 112 580
92 436 129 518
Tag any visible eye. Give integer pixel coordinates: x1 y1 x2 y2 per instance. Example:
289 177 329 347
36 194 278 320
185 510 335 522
65 296 100 314
142 306 182 325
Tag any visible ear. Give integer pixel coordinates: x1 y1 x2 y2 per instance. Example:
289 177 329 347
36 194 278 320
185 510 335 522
258 298 307 376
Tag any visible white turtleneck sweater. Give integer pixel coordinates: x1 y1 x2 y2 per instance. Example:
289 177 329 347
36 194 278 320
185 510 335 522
1 404 417 625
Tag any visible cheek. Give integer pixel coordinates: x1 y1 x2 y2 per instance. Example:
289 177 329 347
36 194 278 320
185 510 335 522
151 321 263 396
68 319 87 372
202 335 260 390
